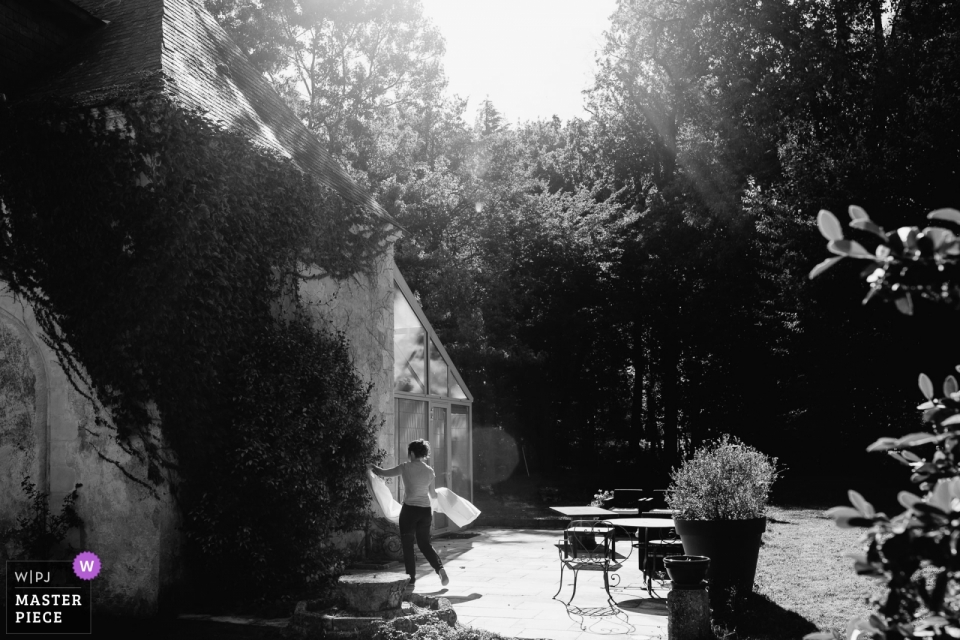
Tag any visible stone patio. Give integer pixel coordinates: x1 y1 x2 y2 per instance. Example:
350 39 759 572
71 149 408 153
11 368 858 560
406 527 669 640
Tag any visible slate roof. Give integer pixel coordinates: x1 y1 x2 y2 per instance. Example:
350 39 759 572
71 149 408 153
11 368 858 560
24 0 393 225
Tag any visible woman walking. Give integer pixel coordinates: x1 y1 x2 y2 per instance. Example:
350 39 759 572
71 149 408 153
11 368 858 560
368 440 450 588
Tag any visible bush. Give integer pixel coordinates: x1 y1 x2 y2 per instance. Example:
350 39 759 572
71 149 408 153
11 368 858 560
667 435 778 520
184 316 381 602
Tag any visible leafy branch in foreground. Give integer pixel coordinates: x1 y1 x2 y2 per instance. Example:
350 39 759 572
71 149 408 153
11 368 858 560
810 205 960 315
807 206 960 640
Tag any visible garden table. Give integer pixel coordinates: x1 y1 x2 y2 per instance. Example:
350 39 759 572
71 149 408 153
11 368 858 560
549 506 617 519
607 517 678 595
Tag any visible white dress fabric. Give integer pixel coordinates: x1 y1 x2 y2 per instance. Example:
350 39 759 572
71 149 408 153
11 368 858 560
366 470 481 527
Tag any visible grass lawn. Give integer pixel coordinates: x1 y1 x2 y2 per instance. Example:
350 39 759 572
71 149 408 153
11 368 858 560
735 505 884 640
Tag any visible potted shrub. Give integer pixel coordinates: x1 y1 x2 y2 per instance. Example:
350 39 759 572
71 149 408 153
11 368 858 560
666 435 778 598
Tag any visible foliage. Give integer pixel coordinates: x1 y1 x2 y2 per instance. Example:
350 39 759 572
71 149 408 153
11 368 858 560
811 206 960 315
185 316 380 598
811 205 960 640
590 489 613 508
205 0 446 163
203 0 960 490
667 435 778 521
0 92 388 600
372 622 510 640
0 476 82 560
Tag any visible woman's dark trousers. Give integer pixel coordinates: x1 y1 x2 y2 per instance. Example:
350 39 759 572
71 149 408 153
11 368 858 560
399 504 443 579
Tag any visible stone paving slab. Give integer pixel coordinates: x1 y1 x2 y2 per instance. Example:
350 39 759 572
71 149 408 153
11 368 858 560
409 528 668 639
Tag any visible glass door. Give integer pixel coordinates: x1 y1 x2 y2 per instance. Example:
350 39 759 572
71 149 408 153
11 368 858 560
431 405 449 529
450 405 471 499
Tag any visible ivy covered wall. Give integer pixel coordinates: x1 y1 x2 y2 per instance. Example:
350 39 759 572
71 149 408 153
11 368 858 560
0 287 182 616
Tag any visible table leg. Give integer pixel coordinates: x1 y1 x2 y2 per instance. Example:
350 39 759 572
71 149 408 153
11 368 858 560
643 528 652 595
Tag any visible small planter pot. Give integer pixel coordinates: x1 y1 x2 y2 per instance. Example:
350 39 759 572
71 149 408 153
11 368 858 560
674 517 766 591
663 555 710 588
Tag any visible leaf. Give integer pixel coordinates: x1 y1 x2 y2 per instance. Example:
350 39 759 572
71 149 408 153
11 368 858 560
896 293 914 315
942 414 960 426
828 240 874 259
866 437 899 452
826 506 862 521
928 208 960 225
849 205 869 221
848 490 875 518
818 210 844 240
920 374 935 399
809 256 844 279
849 218 887 239
896 432 939 447
803 634 836 640
898 491 923 510
945 376 959 397
901 450 922 462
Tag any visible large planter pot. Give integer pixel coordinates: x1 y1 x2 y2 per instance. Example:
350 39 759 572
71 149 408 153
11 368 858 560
674 517 766 591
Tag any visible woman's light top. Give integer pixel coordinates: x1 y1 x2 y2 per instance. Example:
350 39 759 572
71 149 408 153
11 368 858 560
399 461 435 508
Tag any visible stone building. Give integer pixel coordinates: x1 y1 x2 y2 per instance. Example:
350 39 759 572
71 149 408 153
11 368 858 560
0 0 473 615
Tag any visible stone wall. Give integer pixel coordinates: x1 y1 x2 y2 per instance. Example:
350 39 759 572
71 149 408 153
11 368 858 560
0 243 397 613
0 285 180 617
299 244 398 499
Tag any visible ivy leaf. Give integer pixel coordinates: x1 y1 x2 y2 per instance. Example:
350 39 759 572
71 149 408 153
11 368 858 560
920 374 935 400
827 240 873 259
818 210 844 241
809 256 843 280
928 208 960 225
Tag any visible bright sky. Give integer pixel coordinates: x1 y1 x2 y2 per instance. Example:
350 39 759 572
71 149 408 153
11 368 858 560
419 0 618 125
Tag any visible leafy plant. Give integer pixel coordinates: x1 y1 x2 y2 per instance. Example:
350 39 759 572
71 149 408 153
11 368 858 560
809 206 960 640
590 489 613 508
1 476 82 560
666 435 778 520
810 206 960 315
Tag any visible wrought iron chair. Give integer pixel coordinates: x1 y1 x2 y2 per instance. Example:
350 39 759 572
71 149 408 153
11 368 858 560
640 526 684 594
553 520 624 606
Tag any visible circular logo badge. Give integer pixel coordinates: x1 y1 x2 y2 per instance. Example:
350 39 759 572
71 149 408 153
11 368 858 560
73 552 101 580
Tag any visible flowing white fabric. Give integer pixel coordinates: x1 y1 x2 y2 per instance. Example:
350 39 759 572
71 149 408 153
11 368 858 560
434 488 482 528
366 471 481 528
366 470 402 523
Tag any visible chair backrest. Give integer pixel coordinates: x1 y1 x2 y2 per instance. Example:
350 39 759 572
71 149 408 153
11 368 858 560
564 520 617 561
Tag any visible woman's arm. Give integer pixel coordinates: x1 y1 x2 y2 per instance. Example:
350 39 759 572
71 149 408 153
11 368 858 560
367 462 403 478
428 475 438 500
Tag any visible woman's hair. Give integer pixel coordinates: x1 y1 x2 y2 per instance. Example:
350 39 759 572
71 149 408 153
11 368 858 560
408 439 431 459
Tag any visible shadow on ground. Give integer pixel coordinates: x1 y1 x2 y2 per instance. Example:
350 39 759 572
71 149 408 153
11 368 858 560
92 616 284 639
717 592 819 640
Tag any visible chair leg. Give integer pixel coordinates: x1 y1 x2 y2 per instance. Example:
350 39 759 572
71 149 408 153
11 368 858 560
553 562 565 600
567 568 579 606
603 568 614 604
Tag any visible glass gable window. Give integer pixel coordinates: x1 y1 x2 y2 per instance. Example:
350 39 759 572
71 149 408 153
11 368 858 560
393 272 475 517
429 339 448 397
393 284 469 400
394 290 426 394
